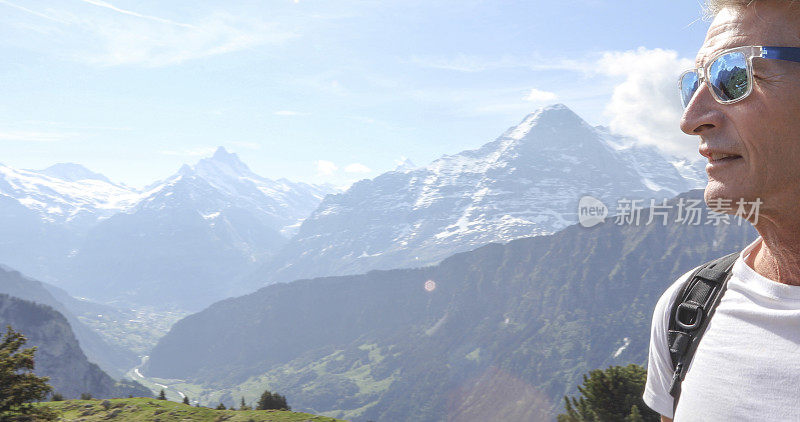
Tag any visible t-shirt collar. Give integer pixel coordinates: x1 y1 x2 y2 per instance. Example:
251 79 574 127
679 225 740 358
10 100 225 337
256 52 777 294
732 236 800 301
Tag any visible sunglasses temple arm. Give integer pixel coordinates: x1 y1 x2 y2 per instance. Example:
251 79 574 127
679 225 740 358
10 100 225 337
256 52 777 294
762 46 800 64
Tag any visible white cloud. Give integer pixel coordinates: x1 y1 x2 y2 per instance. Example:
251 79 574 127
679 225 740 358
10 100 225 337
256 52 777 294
523 88 558 103
88 12 294 67
315 160 338 176
344 163 371 173
598 47 697 158
0 130 70 142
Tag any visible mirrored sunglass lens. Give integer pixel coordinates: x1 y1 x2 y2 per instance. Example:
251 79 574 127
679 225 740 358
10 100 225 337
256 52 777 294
680 72 699 107
709 52 749 101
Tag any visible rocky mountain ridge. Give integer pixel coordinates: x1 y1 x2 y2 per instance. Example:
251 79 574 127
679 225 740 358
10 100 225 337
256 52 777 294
242 104 707 291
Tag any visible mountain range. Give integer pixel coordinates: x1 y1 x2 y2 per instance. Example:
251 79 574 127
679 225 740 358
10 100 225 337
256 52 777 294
0 103 725 419
240 104 707 291
0 147 337 309
0 104 705 312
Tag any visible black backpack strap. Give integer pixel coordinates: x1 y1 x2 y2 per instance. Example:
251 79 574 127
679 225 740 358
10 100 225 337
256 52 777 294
667 252 739 415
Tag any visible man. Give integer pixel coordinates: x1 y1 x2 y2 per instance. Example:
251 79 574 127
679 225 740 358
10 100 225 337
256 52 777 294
644 0 800 420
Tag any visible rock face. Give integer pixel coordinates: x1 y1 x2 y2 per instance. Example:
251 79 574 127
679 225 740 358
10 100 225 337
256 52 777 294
242 104 706 290
0 294 150 399
145 190 755 421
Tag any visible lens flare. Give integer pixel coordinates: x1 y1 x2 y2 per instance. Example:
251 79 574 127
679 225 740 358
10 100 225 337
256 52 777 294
424 280 436 292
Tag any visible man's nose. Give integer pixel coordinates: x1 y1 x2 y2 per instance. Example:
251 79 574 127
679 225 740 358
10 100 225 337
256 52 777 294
680 81 722 135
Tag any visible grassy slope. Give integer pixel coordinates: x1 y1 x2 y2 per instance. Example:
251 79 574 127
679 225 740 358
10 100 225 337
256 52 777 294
129 343 395 421
35 398 347 422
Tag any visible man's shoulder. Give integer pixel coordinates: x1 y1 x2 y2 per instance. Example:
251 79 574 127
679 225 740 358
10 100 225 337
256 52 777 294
654 252 741 323
655 266 700 315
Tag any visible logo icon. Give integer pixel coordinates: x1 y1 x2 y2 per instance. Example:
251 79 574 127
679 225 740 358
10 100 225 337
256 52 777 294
578 196 608 227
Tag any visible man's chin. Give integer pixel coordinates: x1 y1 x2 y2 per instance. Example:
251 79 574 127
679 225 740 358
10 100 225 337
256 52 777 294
703 180 743 212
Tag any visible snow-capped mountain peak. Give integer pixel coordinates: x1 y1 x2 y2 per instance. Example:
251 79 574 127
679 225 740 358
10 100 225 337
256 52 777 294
246 104 708 289
134 147 339 238
145 147 267 200
393 157 418 173
503 103 587 141
38 163 113 184
194 146 254 180
0 163 141 226
212 146 249 169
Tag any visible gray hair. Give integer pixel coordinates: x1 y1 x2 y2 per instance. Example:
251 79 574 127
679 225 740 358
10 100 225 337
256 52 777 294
705 0 800 15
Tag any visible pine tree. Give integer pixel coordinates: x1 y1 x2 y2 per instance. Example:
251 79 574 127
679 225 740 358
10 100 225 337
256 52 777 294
216 403 226 410
0 325 58 421
182 395 190 405
239 396 250 410
625 405 644 422
556 364 659 422
256 389 290 411
157 389 166 400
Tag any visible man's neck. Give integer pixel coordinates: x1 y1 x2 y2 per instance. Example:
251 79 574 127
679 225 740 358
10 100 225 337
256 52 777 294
749 220 800 285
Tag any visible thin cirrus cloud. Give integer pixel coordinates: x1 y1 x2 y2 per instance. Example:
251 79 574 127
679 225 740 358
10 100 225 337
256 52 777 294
0 0 64 23
0 0 296 67
274 110 309 116
78 0 195 29
407 53 586 73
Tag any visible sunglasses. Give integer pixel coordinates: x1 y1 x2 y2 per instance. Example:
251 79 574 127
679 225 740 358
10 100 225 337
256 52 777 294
678 45 800 108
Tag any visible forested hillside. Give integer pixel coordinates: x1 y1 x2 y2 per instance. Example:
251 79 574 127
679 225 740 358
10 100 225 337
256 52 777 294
146 190 756 421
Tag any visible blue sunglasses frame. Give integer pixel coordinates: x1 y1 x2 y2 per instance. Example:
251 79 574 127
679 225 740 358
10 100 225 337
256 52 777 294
678 45 800 108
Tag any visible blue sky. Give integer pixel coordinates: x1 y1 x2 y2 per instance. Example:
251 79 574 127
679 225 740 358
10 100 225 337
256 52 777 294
0 0 710 189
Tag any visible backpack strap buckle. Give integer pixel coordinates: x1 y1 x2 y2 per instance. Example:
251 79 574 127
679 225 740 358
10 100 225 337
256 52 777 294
675 302 703 330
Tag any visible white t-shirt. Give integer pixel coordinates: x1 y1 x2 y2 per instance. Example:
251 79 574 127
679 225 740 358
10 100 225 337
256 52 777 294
644 237 800 421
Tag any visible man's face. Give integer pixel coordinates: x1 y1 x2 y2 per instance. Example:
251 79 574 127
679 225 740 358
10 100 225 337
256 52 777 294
681 0 800 216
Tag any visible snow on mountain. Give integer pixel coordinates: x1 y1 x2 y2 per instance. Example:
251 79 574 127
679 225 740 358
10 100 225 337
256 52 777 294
0 163 141 227
0 149 337 308
393 157 418 173
595 127 705 196
670 157 708 189
137 147 337 236
39 163 113 184
244 104 708 290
